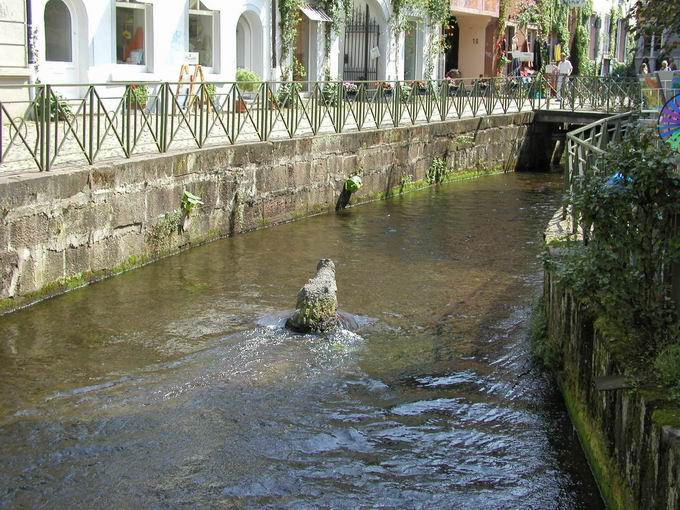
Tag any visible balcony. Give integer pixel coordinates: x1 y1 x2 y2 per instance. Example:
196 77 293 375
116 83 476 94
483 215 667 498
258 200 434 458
450 0 500 18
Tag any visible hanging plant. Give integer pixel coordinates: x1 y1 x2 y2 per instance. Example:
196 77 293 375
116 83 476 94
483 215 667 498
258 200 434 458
495 0 511 74
279 0 303 79
571 0 595 76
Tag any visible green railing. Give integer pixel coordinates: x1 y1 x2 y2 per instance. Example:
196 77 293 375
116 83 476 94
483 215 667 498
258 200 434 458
564 110 654 241
0 75 641 173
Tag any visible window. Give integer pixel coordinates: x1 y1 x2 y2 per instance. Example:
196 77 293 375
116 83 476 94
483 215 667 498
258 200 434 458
589 16 599 60
602 15 611 57
45 0 72 62
616 20 627 62
116 0 149 65
189 0 215 68
403 20 418 80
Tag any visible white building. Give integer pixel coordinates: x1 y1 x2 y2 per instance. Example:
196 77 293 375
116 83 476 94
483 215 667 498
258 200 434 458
0 0 30 112
31 0 278 85
24 0 452 90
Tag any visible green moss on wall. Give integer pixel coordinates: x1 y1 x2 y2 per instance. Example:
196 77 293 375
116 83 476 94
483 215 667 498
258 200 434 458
652 408 680 429
559 378 633 510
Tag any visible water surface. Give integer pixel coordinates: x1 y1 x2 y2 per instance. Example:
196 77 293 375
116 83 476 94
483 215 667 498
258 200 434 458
0 173 602 509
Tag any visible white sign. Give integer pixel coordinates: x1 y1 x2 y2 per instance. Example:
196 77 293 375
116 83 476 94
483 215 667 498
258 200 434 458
564 0 588 7
370 47 380 60
509 51 533 62
184 52 199 65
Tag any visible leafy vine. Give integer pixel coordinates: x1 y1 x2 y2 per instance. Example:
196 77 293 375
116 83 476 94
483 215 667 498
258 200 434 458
279 0 303 79
495 0 511 73
571 0 595 76
389 0 453 79
318 0 352 79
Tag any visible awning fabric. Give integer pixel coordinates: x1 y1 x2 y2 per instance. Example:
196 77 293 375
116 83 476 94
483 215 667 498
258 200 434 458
201 0 225 11
300 5 332 22
198 0 223 10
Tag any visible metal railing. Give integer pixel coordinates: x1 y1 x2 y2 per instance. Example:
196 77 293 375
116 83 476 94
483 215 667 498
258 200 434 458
0 75 641 173
564 110 649 241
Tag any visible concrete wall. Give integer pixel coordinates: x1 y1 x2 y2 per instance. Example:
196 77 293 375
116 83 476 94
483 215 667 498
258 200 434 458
544 256 680 510
0 111 535 313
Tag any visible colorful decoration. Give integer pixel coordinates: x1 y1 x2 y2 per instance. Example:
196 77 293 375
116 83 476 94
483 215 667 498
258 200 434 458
658 93 680 152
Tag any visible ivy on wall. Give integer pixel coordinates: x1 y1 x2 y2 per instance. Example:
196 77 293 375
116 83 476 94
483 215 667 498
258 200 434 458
318 0 352 79
494 0 511 73
389 0 453 79
570 0 595 76
279 0 303 79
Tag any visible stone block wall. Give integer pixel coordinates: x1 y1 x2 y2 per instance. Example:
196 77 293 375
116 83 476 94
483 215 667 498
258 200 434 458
544 258 680 510
0 112 535 312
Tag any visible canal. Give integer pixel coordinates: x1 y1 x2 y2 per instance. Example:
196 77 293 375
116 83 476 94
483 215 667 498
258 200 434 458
0 173 602 508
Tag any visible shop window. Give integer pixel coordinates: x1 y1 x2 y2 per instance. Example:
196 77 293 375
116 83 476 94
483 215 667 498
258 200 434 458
116 0 149 66
189 0 216 68
45 0 72 62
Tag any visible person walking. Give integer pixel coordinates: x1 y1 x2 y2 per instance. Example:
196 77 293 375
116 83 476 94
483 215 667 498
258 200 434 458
557 51 574 101
556 53 573 101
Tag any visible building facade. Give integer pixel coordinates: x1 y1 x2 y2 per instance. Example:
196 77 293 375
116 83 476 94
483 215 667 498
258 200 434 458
20 0 504 89
0 0 30 110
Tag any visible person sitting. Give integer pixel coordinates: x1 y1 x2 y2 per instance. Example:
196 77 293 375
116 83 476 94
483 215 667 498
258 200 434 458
659 60 671 72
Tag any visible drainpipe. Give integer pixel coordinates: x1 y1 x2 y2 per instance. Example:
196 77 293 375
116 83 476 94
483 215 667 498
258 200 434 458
26 0 37 101
272 0 277 74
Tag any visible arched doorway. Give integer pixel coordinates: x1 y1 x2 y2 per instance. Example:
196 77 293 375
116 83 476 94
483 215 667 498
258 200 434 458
45 0 72 62
342 0 388 81
42 0 87 89
235 10 264 79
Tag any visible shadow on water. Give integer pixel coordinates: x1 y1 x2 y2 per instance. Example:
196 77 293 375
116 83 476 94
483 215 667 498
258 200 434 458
0 173 603 509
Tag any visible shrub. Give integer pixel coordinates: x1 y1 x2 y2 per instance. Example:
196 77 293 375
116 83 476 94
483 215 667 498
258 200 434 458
426 157 448 184
555 126 680 365
529 296 561 370
130 84 149 108
655 344 680 394
236 68 262 93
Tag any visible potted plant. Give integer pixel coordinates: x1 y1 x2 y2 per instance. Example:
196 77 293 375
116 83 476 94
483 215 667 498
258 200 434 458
272 81 301 109
414 80 428 95
377 81 393 99
321 82 339 107
343 82 359 101
129 84 149 110
203 83 218 110
399 81 412 103
446 76 460 96
235 68 261 112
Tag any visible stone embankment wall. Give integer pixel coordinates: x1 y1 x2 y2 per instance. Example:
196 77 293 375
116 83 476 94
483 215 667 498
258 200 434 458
0 112 535 312
544 256 680 510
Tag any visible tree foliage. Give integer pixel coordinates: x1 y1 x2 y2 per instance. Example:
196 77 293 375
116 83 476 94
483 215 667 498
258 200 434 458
555 127 680 368
630 0 680 54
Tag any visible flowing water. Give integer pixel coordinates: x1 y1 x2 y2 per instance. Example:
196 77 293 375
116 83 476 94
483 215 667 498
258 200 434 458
0 173 602 509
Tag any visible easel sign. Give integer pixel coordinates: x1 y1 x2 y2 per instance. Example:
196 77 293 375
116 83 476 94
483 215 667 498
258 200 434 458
184 52 200 66
175 53 209 111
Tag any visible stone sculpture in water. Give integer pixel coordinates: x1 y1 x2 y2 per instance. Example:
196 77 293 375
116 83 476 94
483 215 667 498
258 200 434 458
286 259 340 333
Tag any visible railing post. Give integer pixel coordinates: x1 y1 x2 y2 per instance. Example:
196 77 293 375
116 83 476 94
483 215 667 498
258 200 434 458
606 82 611 113
36 84 45 171
0 105 3 165
44 84 51 172
88 86 94 164
159 83 167 152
